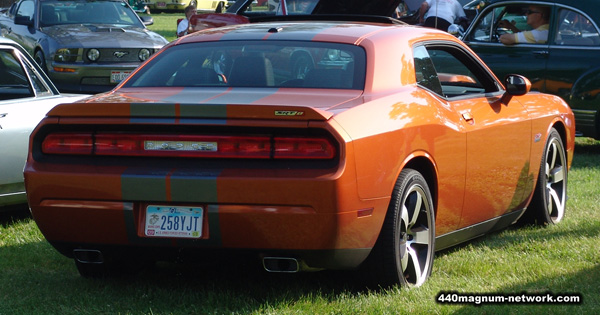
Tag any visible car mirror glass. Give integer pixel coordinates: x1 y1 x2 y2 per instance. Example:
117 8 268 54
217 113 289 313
504 74 530 96
14 15 33 26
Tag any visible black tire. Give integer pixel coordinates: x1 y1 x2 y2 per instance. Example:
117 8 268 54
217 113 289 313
291 53 313 80
364 168 435 288
524 128 567 225
215 2 224 13
34 50 47 73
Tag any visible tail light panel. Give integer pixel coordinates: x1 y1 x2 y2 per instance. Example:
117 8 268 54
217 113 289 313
41 132 336 159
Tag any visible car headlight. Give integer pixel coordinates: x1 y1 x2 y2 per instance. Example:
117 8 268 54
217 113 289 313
87 49 100 62
54 48 78 62
138 49 151 61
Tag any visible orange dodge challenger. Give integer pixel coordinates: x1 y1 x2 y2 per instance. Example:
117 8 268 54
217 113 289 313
24 16 575 287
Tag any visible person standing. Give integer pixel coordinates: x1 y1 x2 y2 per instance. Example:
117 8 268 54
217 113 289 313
419 0 466 32
177 5 196 37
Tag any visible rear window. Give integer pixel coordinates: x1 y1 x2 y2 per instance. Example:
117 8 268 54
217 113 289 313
124 41 366 89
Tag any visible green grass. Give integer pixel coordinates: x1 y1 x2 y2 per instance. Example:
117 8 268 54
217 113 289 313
144 12 182 42
1 137 599 314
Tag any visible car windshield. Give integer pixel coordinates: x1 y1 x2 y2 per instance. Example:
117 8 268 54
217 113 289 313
124 41 366 89
40 0 142 27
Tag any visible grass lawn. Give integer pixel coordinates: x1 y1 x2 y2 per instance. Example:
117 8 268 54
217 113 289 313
1 137 599 314
145 12 188 42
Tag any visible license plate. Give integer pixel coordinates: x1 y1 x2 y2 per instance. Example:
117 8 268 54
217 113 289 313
145 205 203 238
157 2 166 7
110 70 131 84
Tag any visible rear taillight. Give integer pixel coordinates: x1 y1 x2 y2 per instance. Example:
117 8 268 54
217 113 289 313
42 133 93 155
41 133 336 159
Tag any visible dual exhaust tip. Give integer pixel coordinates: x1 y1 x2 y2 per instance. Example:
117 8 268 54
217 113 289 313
74 250 302 273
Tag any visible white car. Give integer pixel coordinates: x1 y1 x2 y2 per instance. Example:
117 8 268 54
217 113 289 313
0 37 88 209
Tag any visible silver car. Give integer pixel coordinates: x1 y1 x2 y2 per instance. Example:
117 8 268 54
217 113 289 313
0 37 88 209
0 0 168 93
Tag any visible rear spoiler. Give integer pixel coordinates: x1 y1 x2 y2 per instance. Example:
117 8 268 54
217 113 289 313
46 102 334 121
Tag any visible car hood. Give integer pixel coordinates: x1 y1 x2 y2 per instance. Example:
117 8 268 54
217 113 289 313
46 88 368 121
41 24 168 48
313 0 403 17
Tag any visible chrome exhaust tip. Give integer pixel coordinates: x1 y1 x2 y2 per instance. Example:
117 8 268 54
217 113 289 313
73 249 104 264
262 257 300 273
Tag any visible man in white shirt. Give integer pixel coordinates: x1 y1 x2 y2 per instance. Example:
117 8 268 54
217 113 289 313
419 0 466 32
177 5 196 37
499 6 550 45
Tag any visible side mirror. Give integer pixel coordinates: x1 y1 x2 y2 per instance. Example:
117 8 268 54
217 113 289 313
141 16 154 26
501 74 531 103
504 74 531 96
14 15 33 26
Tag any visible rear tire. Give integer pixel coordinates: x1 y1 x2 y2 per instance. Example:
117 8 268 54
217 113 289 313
364 168 435 288
524 128 567 225
215 2 224 13
34 50 47 73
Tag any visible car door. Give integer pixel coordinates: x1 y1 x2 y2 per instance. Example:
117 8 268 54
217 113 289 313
415 43 532 229
463 2 552 92
0 45 62 206
2 0 37 53
547 5 600 138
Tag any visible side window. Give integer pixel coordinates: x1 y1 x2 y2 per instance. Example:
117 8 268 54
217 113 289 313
16 0 35 19
555 9 600 46
0 49 35 100
414 45 500 98
413 46 443 96
469 7 506 42
21 57 53 95
469 5 550 44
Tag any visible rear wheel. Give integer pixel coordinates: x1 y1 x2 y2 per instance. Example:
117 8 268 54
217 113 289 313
215 2 224 13
291 53 313 79
525 128 567 225
34 50 47 73
364 168 435 287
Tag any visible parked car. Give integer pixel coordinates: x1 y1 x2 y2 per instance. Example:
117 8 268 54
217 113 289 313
0 37 88 209
461 0 600 139
0 0 168 93
186 0 397 32
146 0 233 12
25 14 574 286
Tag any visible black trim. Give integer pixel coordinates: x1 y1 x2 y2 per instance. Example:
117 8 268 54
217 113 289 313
435 209 525 251
249 14 406 25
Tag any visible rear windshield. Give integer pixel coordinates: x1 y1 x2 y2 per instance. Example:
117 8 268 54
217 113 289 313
123 41 366 89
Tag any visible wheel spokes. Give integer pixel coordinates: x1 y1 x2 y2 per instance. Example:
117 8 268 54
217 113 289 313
400 186 432 286
544 138 566 223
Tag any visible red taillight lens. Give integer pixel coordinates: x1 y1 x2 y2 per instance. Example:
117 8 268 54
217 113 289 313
274 137 335 159
41 133 336 159
41 133 93 155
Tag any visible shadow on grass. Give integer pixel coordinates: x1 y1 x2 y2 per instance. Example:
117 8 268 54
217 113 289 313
574 137 600 155
0 204 31 226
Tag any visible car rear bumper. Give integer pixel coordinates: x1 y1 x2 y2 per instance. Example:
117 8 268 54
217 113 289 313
29 197 385 269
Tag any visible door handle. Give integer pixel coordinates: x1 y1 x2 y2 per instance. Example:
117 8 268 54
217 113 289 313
532 50 549 58
0 113 7 118
462 112 474 125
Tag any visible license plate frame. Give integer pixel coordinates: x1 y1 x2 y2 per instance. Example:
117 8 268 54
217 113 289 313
110 70 131 84
144 205 204 238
